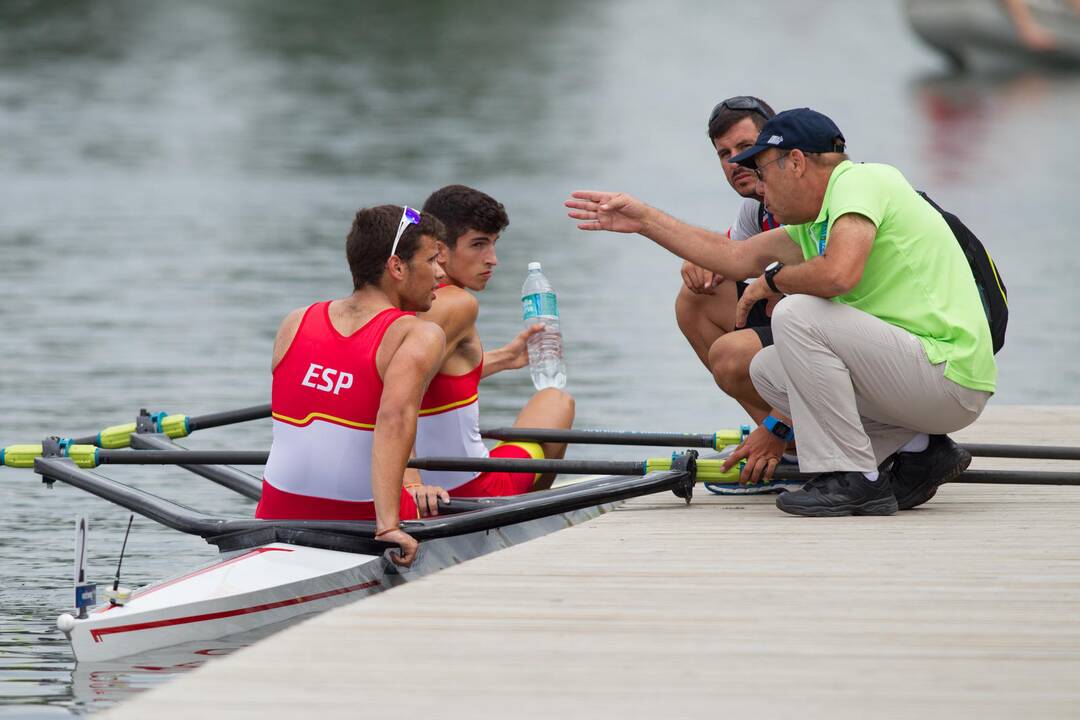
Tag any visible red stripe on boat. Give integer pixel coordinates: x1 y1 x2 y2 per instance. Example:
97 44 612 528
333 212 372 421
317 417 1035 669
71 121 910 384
90 578 383 642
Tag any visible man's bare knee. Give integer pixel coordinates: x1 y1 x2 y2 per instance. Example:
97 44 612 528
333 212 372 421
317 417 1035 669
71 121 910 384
535 387 575 426
674 285 701 335
709 338 756 394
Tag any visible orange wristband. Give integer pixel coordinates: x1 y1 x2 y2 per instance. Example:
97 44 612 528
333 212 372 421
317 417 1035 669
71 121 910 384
404 482 422 489
374 526 399 538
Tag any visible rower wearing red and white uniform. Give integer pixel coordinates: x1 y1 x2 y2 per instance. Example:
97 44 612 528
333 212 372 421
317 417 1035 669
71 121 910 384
260 302 414 516
416 186 575 496
256 205 449 567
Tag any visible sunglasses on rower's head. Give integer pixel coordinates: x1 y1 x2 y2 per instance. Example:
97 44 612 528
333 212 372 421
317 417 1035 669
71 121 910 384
389 206 421 259
708 96 772 125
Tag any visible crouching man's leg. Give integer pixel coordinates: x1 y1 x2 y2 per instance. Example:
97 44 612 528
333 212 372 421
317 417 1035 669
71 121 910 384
499 388 575 491
751 295 990 516
708 328 772 426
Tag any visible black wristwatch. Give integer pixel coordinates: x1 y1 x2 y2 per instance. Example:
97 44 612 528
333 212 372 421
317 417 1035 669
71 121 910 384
764 261 784 294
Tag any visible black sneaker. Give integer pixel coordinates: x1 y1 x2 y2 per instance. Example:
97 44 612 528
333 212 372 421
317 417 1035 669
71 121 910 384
889 434 971 510
775 470 899 517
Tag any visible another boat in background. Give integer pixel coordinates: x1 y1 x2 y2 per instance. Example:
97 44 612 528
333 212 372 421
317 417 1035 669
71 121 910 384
905 0 1080 68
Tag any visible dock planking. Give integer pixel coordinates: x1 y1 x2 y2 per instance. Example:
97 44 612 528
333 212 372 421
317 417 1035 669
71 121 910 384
104 405 1080 719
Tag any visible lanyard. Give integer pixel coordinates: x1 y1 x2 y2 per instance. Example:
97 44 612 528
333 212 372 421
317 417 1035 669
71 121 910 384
818 220 828 256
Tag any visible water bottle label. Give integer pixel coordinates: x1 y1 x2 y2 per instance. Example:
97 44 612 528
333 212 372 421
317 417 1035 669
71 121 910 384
522 292 558 320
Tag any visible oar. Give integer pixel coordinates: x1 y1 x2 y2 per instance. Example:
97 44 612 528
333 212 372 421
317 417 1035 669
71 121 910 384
481 426 748 451
67 404 272 449
958 443 1080 461
8 446 1080 487
481 427 1080 461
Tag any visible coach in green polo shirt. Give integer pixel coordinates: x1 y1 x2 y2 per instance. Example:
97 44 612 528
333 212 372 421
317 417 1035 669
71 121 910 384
565 108 995 517
778 160 995 393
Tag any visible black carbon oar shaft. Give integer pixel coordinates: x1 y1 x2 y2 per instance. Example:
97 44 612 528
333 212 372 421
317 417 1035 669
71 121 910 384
88 450 1080 486
481 427 718 448
481 428 1080 461
946 470 1080 485
99 450 270 465
186 404 272 432
407 456 646 476
961 444 1080 461
766 467 1080 486
94 450 648 476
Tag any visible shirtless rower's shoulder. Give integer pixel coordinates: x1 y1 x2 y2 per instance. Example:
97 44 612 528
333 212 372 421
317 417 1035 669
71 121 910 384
416 280 482 375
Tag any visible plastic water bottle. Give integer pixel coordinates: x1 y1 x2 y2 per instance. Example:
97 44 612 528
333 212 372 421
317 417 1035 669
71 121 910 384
521 262 567 390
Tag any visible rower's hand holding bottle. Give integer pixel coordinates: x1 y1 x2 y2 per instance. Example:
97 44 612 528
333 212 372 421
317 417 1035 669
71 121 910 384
483 324 545 375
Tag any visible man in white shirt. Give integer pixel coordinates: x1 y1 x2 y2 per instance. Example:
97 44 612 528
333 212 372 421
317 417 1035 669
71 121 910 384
676 97 779 433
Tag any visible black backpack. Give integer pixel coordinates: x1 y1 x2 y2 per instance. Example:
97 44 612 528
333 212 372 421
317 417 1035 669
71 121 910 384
918 191 1008 354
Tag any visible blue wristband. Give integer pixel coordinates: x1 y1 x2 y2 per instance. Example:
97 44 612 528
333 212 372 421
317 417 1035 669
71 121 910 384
763 415 795 442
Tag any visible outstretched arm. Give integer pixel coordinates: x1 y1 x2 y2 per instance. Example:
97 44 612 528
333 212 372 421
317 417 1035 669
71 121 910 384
566 191 800 280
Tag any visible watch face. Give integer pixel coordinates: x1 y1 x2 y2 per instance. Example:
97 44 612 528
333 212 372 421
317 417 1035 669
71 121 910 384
765 261 780 272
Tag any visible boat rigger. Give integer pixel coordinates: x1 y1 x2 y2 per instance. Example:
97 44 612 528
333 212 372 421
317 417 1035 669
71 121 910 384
6 407 697 663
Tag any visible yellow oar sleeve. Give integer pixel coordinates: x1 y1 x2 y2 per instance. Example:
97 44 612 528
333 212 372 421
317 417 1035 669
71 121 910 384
1 444 99 468
644 457 744 484
97 413 190 448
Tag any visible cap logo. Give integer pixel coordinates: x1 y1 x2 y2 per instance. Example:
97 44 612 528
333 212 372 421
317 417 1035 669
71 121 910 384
767 135 783 145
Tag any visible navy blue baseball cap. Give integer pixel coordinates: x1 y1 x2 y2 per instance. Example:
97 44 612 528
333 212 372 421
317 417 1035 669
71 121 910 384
730 108 846 167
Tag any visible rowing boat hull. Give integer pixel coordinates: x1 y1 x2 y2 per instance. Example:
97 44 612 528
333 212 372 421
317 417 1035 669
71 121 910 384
63 543 385 663
62 501 615 662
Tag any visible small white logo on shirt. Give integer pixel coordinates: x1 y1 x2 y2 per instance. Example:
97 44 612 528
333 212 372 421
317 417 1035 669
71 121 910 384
767 135 783 145
301 363 354 395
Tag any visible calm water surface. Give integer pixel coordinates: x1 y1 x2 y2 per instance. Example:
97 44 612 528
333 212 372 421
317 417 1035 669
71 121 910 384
1 0 1078 715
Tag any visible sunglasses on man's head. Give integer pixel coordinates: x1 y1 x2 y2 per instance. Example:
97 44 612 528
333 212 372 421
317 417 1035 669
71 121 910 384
708 96 771 125
390 206 421 259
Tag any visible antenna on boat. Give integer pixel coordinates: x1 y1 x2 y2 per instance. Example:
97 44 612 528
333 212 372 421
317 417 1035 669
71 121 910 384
72 515 96 620
105 514 135 606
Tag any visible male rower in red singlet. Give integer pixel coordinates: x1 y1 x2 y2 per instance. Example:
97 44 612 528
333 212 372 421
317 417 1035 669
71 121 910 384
413 185 575 499
256 205 449 567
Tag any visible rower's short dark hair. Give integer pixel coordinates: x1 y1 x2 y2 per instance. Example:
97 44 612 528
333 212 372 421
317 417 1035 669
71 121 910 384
707 96 776 141
346 206 446 290
421 185 509 248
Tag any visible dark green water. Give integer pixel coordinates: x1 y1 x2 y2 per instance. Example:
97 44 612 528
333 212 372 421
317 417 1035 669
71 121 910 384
1 1 1078 715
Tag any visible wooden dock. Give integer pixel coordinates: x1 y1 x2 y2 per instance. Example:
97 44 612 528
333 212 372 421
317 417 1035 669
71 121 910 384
103 406 1080 719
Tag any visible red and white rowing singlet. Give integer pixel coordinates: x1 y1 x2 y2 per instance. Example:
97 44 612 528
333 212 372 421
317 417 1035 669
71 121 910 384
414 357 489 489
256 302 417 521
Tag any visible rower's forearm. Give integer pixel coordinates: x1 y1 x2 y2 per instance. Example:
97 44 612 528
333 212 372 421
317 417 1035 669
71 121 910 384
639 208 752 278
371 412 417 529
481 349 509 377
